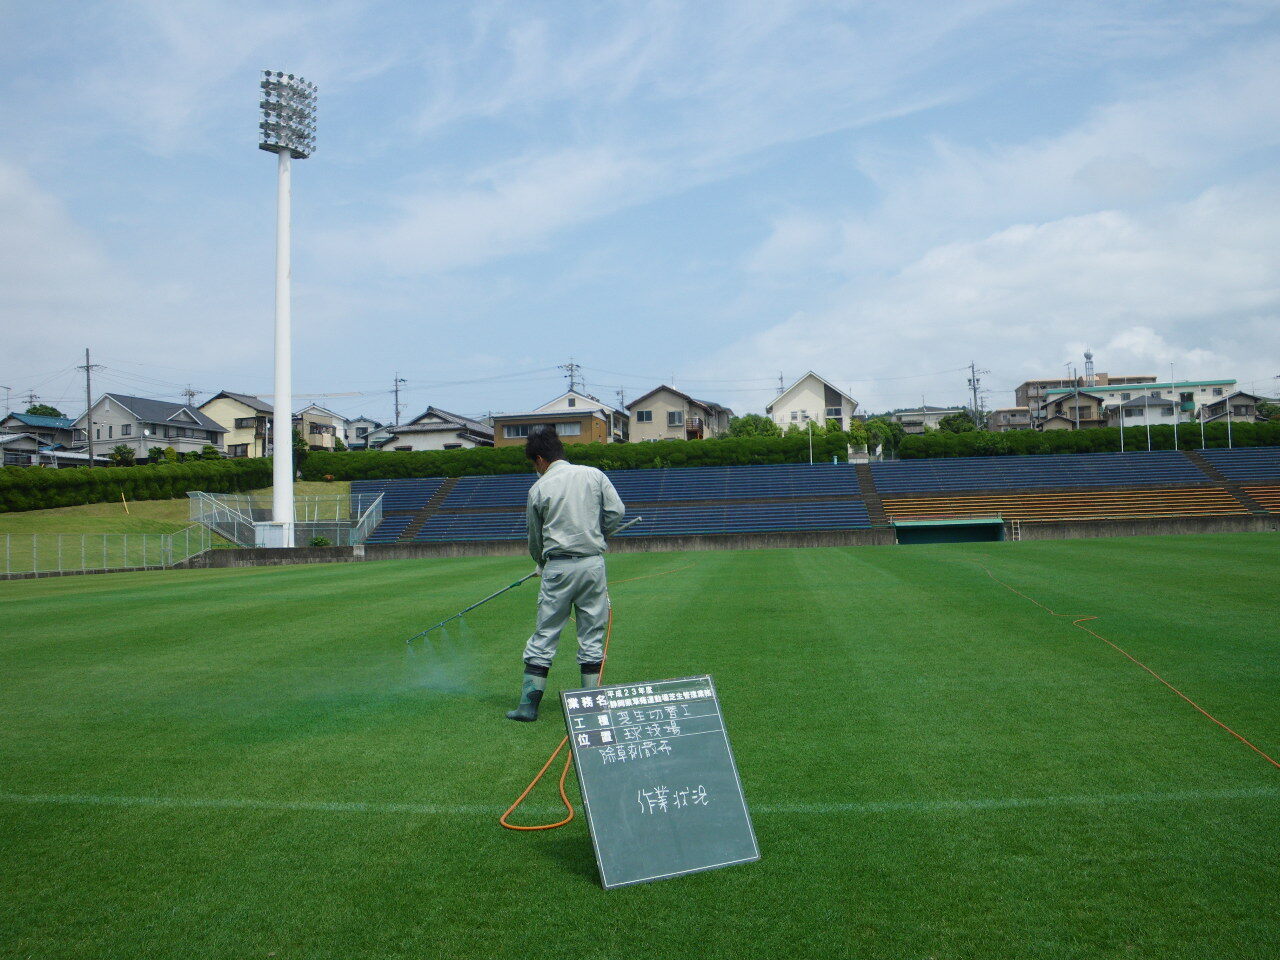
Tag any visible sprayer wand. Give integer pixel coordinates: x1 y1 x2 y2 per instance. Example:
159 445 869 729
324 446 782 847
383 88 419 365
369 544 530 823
405 515 643 643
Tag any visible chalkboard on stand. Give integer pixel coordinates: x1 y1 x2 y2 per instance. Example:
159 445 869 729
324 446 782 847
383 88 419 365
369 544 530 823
561 674 759 889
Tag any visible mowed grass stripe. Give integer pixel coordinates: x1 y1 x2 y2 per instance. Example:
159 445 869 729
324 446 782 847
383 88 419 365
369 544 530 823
3 784 1277 816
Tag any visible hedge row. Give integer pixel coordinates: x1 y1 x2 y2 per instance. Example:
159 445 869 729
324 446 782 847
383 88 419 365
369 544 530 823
0 458 273 513
300 432 858 481
898 421 1280 458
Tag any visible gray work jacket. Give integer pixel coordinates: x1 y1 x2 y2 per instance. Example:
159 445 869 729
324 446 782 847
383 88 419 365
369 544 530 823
526 460 626 565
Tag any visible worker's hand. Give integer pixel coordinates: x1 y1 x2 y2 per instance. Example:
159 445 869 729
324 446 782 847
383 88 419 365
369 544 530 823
533 566 542 579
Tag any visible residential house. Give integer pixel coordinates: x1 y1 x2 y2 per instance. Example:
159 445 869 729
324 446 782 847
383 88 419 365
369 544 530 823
889 405 967 434
1199 391 1267 424
345 416 384 450
1041 380 1237 422
71 394 226 458
988 407 1033 432
492 390 627 448
374 408 493 451
0 412 77 448
294 404 348 452
1016 373 1155 420
200 391 273 458
766 373 858 432
1104 396 1177 428
0 433 42 466
627 386 733 442
1037 391 1107 430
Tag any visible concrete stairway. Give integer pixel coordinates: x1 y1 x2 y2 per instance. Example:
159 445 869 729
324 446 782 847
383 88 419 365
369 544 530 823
1183 450 1268 514
398 477 460 542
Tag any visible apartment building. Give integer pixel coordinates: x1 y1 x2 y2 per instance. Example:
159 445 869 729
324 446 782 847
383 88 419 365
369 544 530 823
1016 373 1155 420
988 407 1032 432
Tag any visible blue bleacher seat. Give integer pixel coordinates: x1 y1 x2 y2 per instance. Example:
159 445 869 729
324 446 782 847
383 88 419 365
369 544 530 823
1200 447 1280 482
870 451 1204 493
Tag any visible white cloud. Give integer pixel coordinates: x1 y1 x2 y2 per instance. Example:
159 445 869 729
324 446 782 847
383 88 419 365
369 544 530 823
711 178 1280 411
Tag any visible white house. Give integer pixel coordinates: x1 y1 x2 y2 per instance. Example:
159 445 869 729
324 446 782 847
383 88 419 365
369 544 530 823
766 372 858 431
889 405 967 434
345 416 384 450
1105 395 1177 427
374 407 493 451
627 386 732 442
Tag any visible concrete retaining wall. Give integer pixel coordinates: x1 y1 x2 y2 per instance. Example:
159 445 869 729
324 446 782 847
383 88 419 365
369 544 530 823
1011 514 1279 541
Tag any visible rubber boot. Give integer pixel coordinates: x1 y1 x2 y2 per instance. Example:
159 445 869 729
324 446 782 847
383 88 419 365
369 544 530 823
581 661 603 689
506 663 548 722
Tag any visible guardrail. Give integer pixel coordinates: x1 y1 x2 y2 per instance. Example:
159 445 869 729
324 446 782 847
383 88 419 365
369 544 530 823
1 524 212 577
188 491 384 547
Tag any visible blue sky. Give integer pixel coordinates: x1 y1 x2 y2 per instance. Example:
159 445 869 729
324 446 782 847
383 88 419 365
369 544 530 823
2 0 1279 423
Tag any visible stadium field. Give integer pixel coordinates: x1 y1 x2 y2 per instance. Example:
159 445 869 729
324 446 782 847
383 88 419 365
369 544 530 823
2 533 1278 959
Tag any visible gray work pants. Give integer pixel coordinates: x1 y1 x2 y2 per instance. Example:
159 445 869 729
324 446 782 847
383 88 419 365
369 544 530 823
522 555 610 669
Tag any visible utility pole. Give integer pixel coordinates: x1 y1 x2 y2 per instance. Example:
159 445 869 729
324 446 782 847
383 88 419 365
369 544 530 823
181 385 198 406
24 391 39 406
393 373 406 425
616 387 626 409
559 359 583 393
78 348 102 467
1 386 10 413
967 361 989 429
778 372 785 394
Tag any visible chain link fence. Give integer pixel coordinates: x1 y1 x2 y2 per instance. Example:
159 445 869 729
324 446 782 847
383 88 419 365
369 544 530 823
1 524 212 576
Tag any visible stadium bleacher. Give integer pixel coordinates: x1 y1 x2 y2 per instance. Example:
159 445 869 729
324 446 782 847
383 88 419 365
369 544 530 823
870 451 1203 492
351 477 446 512
356 447 1279 544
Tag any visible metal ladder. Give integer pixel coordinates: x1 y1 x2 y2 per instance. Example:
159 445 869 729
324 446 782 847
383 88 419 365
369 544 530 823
1009 519 1022 542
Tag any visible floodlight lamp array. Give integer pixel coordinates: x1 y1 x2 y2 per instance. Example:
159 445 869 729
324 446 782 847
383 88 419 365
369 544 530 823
258 70 317 159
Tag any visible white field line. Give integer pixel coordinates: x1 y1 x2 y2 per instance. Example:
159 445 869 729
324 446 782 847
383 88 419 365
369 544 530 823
0 785 1275 818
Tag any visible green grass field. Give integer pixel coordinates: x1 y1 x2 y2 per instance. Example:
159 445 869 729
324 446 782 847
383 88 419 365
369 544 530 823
2 534 1278 959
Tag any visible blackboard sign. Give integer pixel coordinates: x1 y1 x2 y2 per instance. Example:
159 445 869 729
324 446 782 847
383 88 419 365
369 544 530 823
562 674 759 889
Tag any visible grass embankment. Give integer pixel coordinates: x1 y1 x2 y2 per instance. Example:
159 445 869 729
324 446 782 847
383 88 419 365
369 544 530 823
0 481 350 537
1 534 1278 959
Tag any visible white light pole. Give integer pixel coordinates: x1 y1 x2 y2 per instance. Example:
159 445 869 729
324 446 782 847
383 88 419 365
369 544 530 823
1170 363 1178 451
259 70 317 548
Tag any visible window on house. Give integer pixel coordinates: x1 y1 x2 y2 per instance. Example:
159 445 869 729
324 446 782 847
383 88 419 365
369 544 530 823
1151 391 1161 398
235 417 256 429
567 397 576 407
800 410 810 421
558 422 582 436
95 428 100 440
444 443 462 450
121 424 132 436
825 406 842 418
228 444 248 457
636 410 652 423
504 424 532 438
1232 405 1250 416
1121 393 1130 401
668 411 684 427
107 425 113 438
790 411 799 421
356 427 368 437
1212 388 1223 396
394 445 411 451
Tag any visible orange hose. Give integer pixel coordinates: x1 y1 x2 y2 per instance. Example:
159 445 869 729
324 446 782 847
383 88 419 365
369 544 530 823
500 562 695 832
977 562 1280 772
500 609 612 830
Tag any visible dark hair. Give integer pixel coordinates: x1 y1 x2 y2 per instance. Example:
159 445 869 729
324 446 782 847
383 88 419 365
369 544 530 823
524 425 564 463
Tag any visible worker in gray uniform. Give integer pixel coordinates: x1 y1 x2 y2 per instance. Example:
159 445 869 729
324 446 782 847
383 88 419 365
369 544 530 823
506 425 626 722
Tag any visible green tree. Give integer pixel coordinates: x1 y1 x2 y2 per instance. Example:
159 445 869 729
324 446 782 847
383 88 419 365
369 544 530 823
938 411 977 433
727 413 781 437
333 435 348 452
1258 401 1280 422
864 416 905 452
292 429 309 469
200 444 222 460
25 403 65 418
162 446 179 462
109 444 136 467
146 446 166 463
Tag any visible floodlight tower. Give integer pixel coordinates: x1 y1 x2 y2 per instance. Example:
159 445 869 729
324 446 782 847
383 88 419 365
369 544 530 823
259 70 317 547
